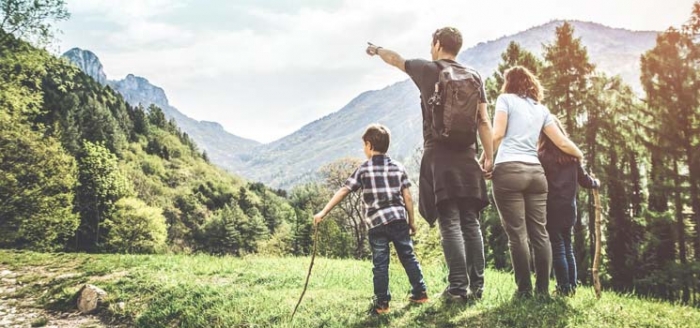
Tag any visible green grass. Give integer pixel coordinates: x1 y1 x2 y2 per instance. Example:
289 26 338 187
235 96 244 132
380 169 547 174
1 249 698 328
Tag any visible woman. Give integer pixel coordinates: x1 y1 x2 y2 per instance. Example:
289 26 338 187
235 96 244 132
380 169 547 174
538 117 599 296
491 66 583 298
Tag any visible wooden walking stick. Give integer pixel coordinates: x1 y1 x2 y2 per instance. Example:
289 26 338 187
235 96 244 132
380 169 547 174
291 223 319 320
592 184 603 299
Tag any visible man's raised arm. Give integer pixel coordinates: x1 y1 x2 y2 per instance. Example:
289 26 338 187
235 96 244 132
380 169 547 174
366 43 406 73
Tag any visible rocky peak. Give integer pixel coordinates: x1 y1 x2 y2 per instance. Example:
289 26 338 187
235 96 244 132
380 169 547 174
61 48 107 85
108 74 170 108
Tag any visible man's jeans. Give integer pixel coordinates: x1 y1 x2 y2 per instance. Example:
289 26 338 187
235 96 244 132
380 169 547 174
436 198 486 297
368 219 427 302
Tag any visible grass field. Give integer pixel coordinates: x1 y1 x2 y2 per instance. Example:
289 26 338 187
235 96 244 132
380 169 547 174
1 249 698 327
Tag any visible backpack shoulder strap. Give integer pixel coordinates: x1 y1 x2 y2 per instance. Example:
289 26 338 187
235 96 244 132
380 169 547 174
434 59 446 69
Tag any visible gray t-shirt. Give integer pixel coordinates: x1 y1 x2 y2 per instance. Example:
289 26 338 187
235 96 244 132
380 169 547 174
494 94 554 165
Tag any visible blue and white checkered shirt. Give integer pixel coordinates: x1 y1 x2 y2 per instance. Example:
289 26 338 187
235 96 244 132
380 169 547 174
344 155 412 229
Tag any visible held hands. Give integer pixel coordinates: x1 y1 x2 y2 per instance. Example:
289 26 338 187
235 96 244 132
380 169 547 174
479 155 494 180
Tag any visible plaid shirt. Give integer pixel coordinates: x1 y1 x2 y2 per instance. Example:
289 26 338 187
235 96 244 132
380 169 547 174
344 155 412 229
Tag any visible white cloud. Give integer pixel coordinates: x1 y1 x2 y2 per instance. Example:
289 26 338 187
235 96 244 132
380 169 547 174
58 0 697 142
69 0 187 21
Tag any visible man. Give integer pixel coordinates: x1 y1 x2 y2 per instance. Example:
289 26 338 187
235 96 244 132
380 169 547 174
366 27 493 301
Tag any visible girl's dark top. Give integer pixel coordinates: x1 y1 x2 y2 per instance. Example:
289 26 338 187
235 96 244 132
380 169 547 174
541 158 598 228
405 58 489 225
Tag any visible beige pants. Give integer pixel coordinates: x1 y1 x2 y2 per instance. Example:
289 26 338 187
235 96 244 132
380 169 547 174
493 161 552 295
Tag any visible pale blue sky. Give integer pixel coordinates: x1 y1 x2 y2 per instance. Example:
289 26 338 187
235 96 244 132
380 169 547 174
57 0 695 142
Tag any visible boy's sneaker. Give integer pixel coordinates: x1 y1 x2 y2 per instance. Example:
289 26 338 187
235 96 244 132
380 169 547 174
367 299 390 315
408 290 429 304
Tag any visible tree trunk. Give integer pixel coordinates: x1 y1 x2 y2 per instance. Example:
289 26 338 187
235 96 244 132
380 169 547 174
686 146 700 261
673 160 690 303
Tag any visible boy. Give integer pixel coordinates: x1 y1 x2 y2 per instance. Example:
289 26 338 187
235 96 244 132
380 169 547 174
313 123 428 315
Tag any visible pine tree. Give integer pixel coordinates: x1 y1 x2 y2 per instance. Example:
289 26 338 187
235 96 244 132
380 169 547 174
74 140 133 251
542 22 596 284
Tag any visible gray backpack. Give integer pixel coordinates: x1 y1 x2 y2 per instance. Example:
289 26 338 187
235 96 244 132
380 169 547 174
427 60 481 147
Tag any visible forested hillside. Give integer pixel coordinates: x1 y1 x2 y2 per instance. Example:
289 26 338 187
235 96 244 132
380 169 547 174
0 30 295 255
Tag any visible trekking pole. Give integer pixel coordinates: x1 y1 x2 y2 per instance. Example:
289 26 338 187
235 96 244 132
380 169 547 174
291 223 319 321
591 179 603 299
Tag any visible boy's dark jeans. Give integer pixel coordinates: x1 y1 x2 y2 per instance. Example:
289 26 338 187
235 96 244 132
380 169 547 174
368 219 426 303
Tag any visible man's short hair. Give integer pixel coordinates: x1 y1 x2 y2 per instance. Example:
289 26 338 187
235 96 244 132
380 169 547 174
362 124 391 153
432 27 462 56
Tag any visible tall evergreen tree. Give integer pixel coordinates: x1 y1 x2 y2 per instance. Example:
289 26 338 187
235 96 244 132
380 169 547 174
542 22 596 284
74 141 132 251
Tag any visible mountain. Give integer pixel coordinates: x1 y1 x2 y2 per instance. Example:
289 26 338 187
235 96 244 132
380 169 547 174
61 48 260 174
234 20 658 189
61 48 107 85
457 20 657 92
238 80 423 187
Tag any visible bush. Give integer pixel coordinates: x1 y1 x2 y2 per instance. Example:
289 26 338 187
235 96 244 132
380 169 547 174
103 197 167 253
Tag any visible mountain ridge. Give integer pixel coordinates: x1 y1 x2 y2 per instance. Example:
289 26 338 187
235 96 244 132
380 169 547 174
62 48 261 174
232 19 658 188
63 20 659 189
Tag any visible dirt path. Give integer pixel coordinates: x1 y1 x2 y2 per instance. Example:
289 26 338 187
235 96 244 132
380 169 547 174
0 267 107 328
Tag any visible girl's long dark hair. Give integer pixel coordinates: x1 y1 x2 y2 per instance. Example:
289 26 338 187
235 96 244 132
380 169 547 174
538 116 578 166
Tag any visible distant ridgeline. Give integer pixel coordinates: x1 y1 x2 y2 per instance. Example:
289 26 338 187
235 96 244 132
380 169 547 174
0 31 300 256
61 48 261 177
62 21 658 191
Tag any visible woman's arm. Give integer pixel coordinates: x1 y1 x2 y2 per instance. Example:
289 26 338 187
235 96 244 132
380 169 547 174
477 103 494 176
542 124 584 160
492 110 508 156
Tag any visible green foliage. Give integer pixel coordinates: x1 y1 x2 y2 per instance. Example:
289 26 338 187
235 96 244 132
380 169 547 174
257 221 294 256
542 22 596 136
0 0 69 46
484 41 544 114
74 140 133 251
200 203 269 255
319 158 369 258
288 182 328 256
0 122 78 251
0 31 49 121
103 197 167 254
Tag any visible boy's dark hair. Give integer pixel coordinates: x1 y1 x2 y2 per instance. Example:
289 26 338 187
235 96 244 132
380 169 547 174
432 27 462 56
363 124 391 153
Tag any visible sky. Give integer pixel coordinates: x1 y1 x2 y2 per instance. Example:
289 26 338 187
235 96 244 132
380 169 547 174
56 0 696 143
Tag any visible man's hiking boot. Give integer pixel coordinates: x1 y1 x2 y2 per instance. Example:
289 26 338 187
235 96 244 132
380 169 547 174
552 287 574 298
513 290 533 300
441 289 473 304
367 299 390 315
409 290 429 304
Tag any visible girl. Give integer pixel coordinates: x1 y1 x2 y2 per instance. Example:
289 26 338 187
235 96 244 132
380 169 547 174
538 117 599 296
